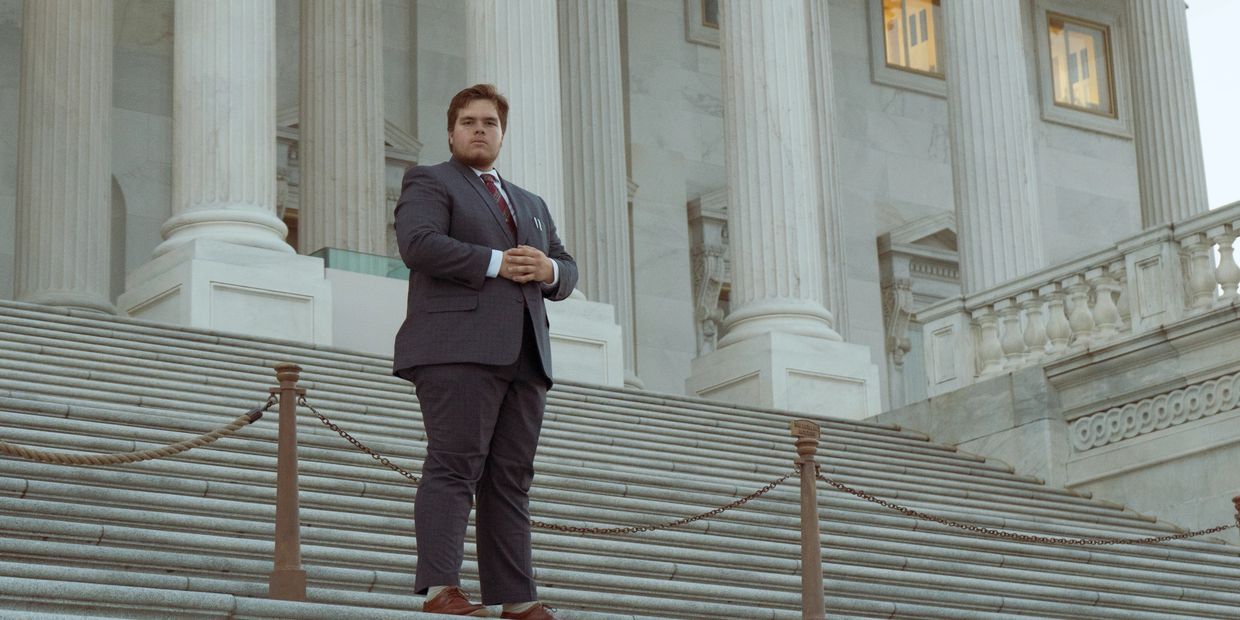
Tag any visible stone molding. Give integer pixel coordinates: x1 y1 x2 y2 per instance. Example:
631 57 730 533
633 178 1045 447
1071 371 1240 452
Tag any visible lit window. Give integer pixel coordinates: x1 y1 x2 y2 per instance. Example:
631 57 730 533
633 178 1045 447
1047 13 1114 116
883 0 943 77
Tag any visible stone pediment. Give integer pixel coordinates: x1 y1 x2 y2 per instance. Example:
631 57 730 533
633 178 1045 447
275 106 422 164
879 211 958 258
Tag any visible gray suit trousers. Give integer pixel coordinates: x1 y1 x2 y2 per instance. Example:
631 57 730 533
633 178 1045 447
403 311 547 605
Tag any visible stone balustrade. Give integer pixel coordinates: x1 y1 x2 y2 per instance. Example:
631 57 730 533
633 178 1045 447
918 202 1240 397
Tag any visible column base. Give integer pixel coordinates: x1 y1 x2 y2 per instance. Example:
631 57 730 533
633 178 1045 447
687 331 882 420
547 295 625 387
117 239 332 345
16 290 116 315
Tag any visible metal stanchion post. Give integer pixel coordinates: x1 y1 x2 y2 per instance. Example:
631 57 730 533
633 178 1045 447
791 420 826 620
269 363 307 601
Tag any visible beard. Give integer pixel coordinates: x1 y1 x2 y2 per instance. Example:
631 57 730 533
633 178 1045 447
450 142 499 169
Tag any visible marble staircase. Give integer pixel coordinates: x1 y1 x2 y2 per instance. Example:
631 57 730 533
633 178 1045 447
1 300 1239 618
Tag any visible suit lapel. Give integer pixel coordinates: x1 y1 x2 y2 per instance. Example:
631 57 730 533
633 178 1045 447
449 159 516 245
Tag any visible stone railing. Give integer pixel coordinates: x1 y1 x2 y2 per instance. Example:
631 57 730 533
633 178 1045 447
918 202 1240 397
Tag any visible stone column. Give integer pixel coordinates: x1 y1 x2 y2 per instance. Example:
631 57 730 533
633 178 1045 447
466 0 566 225
14 0 114 313
687 0 881 420
716 0 838 346
944 0 1044 294
805 0 849 338
299 0 387 256
119 0 331 347
155 0 292 256
558 1 638 386
1127 0 1209 226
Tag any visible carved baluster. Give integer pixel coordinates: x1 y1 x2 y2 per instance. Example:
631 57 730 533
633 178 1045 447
995 298 1027 370
1087 267 1121 341
973 305 1005 377
1210 224 1240 301
1018 290 1047 363
1064 275 1095 348
1181 233 1217 309
1042 283 1071 356
1109 260 1130 332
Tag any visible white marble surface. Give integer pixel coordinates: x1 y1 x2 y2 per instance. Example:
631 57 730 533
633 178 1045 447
118 239 333 345
687 330 882 420
16 0 114 313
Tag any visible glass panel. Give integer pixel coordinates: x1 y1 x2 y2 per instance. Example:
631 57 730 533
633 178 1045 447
1047 13 1114 116
882 0 944 77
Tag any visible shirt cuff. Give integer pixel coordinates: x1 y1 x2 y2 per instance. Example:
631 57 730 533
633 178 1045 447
486 249 502 278
548 259 559 287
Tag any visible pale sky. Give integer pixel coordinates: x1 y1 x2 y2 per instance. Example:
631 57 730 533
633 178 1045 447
1187 0 1240 209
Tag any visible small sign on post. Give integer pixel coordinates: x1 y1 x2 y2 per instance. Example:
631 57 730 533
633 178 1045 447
790 420 826 620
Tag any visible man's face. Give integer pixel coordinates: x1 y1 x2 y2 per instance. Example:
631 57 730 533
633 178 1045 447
449 99 504 169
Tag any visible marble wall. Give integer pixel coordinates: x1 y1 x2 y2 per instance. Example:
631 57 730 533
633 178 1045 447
112 0 174 302
623 0 716 394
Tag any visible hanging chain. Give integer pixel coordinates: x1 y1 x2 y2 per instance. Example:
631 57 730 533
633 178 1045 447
297 396 1238 545
299 395 792 534
814 469 1237 546
529 470 795 534
299 395 420 484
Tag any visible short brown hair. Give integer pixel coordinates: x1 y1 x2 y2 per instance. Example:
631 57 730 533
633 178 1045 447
447 84 509 132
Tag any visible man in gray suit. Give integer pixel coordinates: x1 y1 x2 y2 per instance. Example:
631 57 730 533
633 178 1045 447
393 84 575 619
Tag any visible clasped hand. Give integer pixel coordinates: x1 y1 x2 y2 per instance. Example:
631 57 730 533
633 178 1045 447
500 245 554 284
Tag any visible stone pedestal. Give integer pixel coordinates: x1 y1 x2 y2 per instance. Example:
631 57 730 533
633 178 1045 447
546 296 624 387
687 332 881 420
117 240 332 345
14 0 113 313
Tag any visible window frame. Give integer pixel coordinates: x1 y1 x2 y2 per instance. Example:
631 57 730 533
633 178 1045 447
1033 0 1132 138
868 0 947 98
685 0 720 48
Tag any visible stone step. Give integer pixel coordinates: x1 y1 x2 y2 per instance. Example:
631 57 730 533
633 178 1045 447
0 399 1131 525
3 299 1240 619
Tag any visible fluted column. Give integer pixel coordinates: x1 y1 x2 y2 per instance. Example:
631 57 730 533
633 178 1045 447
299 0 386 256
15 0 114 313
805 0 848 337
156 0 291 256
466 0 565 225
1127 0 1209 226
717 0 839 346
558 1 638 384
944 0 1044 294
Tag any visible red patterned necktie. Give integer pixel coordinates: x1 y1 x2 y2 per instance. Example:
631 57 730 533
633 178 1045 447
480 173 517 237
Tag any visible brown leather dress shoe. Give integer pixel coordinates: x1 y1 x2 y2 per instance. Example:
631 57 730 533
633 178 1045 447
500 602 563 619
422 586 489 616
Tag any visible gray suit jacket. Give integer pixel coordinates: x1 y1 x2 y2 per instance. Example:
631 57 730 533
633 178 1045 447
392 158 577 381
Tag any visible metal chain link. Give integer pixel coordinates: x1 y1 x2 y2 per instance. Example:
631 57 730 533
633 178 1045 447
299 395 792 534
299 396 1239 544
813 467 1238 546
529 470 795 535
299 396 421 484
